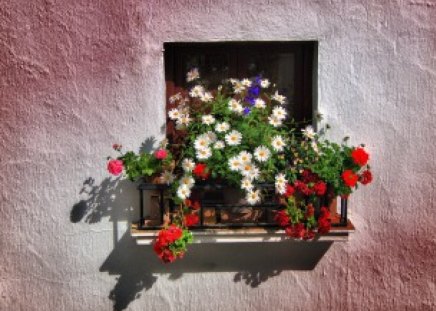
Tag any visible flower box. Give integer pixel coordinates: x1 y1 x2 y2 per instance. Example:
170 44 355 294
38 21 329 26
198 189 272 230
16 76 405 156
108 70 372 263
135 181 349 230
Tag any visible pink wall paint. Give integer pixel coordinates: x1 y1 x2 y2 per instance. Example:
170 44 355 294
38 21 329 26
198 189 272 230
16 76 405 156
1 0 435 310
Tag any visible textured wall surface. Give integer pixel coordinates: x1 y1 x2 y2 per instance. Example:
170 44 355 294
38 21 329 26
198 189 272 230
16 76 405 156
1 0 435 310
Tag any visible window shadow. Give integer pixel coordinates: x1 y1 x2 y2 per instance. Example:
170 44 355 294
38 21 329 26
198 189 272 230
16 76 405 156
70 173 332 310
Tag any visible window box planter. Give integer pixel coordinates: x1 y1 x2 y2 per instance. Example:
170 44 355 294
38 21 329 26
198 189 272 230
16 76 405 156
133 181 353 243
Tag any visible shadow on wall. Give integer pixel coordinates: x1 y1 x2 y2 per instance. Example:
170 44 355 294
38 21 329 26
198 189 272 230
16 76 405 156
70 154 332 310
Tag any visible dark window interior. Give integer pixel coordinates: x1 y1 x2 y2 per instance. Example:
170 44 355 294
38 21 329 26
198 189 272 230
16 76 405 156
164 41 316 126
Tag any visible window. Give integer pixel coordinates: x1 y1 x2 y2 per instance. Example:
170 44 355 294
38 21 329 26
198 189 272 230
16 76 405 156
164 41 317 135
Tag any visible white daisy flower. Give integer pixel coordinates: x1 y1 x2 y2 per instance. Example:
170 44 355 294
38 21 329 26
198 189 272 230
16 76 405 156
169 93 182 104
177 185 191 200
160 171 175 185
254 146 271 162
241 78 252 87
194 136 210 150
168 108 181 120
241 162 259 180
228 156 243 172
215 122 230 133
260 79 270 88
231 79 245 94
225 130 242 146
202 114 216 125
271 91 286 105
196 147 212 160
254 98 266 109
246 166 260 181
272 106 287 120
180 175 195 189
275 173 287 194
276 183 287 195
182 158 195 172
302 125 316 140
189 85 205 98
213 140 225 149
268 115 283 128
240 177 253 191
176 114 192 127
205 131 217 143
271 135 285 152
186 68 200 82
200 92 213 102
228 99 244 114
246 189 261 205
237 151 252 164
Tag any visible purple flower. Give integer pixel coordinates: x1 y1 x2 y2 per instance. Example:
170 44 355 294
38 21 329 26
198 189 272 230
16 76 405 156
243 107 251 115
244 96 255 106
248 86 260 97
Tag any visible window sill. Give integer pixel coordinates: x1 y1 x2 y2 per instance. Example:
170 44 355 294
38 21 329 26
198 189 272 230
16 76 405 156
131 217 354 245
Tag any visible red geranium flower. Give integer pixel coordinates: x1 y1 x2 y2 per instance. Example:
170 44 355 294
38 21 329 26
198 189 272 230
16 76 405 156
154 149 168 160
313 181 327 196
351 147 369 166
317 206 331 234
193 163 210 180
342 170 358 187
359 170 373 185
107 159 123 176
301 169 318 183
306 204 315 217
274 210 290 227
191 201 201 210
294 180 313 196
285 223 306 239
184 213 199 227
284 184 295 198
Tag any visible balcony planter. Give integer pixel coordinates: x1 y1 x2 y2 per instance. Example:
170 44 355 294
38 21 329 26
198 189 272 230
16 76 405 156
106 70 372 263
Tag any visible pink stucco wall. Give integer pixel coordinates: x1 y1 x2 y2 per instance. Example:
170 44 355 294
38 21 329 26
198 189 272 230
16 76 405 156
1 0 435 310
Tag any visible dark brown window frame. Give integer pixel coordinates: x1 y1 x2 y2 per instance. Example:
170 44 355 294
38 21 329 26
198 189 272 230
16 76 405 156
164 41 317 126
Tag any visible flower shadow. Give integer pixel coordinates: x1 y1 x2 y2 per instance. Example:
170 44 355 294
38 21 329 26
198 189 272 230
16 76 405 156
70 174 333 310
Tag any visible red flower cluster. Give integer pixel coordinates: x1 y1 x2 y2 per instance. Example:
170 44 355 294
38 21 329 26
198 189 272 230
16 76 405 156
153 225 184 263
284 184 295 198
342 170 358 187
313 181 327 196
294 180 312 196
359 170 373 185
274 210 290 227
184 213 199 227
317 207 331 234
193 163 210 180
294 179 327 196
285 223 315 240
301 169 319 183
107 159 123 176
351 147 369 166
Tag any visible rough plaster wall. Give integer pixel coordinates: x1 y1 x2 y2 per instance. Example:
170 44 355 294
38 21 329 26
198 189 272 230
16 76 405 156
1 0 435 310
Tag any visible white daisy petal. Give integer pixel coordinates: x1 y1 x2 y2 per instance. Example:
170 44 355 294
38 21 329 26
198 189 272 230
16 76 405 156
225 130 242 146
201 114 216 125
271 91 286 105
254 146 271 162
246 189 261 205
271 135 285 152
196 147 212 160
186 68 200 82
182 158 195 173
177 185 191 200
215 122 230 133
